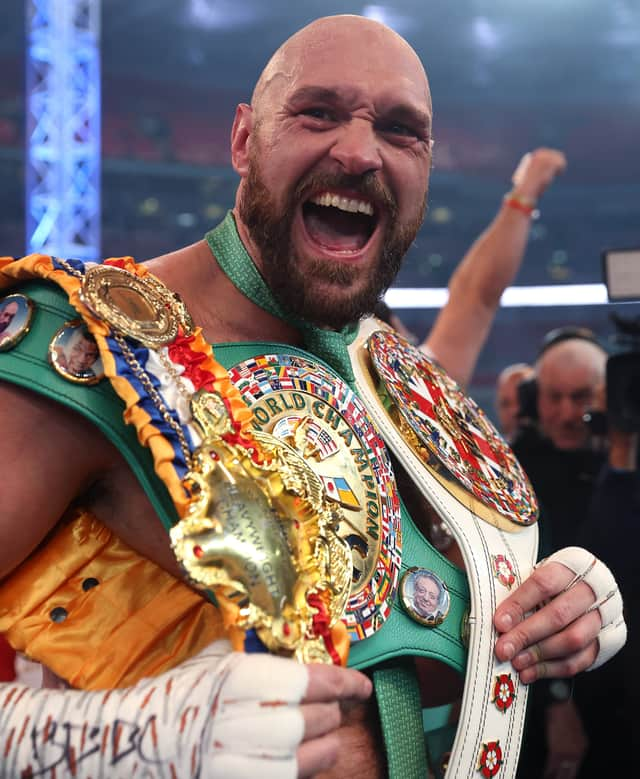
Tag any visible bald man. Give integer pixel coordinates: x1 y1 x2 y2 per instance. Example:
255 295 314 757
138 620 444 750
512 335 609 549
0 16 624 779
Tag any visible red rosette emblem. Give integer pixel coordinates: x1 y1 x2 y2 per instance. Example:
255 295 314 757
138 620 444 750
492 554 516 590
478 740 503 777
492 673 516 713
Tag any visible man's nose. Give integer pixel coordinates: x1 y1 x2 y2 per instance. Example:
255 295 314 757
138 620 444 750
329 119 383 176
559 397 583 424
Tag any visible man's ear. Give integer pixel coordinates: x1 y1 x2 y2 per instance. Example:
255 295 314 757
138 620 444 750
231 103 253 177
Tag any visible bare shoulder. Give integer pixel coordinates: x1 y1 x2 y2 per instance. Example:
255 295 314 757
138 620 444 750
145 241 296 344
0 379 116 578
145 241 232 341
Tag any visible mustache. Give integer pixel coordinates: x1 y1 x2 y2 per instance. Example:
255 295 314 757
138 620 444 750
293 171 397 217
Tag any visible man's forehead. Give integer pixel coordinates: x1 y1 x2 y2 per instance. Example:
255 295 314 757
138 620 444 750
295 49 426 96
538 364 597 393
257 17 430 111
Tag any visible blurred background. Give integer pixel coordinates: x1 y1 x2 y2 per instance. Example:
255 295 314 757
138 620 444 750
1 0 639 414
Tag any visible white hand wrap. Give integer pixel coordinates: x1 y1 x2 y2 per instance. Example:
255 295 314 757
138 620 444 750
544 546 627 670
0 640 308 779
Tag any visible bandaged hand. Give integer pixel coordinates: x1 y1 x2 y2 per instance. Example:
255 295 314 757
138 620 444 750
1 639 372 779
493 547 626 682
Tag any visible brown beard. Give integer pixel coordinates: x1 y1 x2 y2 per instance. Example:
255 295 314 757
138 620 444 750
237 155 425 330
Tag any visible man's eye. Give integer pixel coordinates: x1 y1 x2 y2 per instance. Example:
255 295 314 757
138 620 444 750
380 122 419 138
300 108 335 121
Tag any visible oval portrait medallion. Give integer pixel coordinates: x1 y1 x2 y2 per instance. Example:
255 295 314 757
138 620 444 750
48 319 104 385
400 567 451 627
0 293 35 352
229 353 402 640
367 330 538 528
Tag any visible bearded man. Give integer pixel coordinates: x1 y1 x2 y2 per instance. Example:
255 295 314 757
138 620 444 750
0 15 624 779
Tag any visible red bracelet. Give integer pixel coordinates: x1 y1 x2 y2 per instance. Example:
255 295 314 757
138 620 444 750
503 192 540 220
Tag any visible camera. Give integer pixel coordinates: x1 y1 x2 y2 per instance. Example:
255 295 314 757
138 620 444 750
602 249 640 433
604 312 640 433
516 375 538 425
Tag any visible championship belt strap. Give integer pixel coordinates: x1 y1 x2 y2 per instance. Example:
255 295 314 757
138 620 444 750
0 279 177 528
348 317 540 779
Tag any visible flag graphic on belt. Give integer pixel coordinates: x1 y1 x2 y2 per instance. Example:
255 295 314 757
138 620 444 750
320 475 361 510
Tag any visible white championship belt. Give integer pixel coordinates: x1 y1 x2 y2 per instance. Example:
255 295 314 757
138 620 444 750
348 318 540 779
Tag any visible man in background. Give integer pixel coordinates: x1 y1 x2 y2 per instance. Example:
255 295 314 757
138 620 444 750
512 328 638 777
512 329 608 549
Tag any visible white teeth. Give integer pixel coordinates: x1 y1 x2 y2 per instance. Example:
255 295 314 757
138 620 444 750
309 192 374 216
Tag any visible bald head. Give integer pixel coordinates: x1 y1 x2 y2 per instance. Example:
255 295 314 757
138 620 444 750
536 337 607 450
252 15 430 116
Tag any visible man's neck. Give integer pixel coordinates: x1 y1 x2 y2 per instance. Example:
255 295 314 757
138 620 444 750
146 239 302 347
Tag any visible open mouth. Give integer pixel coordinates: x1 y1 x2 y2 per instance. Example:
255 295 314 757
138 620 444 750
302 191 378 253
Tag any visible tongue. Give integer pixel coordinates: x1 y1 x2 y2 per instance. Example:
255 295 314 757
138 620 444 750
304 205 371 251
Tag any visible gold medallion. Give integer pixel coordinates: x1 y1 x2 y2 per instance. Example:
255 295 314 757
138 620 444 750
81 265 193 347
191 389 234 438
226 353 402 642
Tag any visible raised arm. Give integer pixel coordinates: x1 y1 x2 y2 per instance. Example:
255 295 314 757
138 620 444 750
423 148 567 387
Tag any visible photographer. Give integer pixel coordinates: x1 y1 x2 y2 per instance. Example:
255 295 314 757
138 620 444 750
511 326 639 778
512 328 609 551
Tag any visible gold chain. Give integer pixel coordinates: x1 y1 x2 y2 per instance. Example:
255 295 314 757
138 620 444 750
157 350 194 405
114 334 193 468
54 257 85 280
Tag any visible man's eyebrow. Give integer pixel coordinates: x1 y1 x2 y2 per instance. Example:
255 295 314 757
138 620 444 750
287 86 432 134
287 86 346 105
